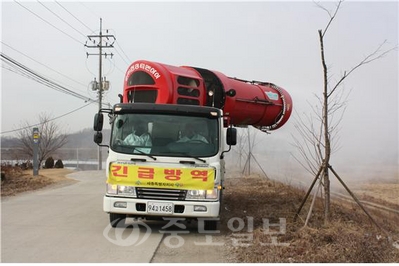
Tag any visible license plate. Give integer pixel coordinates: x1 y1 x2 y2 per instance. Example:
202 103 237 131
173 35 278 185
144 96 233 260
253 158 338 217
147 202 173 214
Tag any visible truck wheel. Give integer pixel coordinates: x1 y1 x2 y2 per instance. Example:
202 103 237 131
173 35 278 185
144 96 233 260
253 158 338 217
109 213 127 228
204 220 218 231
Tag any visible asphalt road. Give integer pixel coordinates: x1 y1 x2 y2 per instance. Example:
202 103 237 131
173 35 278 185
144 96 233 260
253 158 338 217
1 170 228 263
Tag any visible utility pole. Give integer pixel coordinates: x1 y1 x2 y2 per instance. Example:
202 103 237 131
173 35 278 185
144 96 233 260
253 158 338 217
85 18 115 170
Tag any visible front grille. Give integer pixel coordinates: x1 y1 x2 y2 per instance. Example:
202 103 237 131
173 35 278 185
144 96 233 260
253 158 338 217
136 188 186 201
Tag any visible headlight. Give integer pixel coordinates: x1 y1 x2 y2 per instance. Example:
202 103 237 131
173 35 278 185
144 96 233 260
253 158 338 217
186 190 206 200
106 184 136 197
118 185 137 197
205 189 218 199
186 189 218 200
107 183 117 194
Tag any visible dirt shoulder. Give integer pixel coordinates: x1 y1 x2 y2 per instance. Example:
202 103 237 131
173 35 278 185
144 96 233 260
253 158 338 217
1 168 76 197
219 175 399 263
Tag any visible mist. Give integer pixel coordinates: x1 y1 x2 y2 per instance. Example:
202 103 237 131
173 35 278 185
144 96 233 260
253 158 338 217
2 1 397 188
225 82 398 191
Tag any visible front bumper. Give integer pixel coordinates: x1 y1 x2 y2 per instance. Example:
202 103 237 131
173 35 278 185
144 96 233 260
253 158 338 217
103 196 220 218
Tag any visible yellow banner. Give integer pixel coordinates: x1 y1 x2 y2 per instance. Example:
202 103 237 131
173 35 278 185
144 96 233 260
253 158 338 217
108 163 215 190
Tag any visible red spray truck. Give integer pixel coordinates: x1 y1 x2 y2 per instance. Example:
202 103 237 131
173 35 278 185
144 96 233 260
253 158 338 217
94 60 292 229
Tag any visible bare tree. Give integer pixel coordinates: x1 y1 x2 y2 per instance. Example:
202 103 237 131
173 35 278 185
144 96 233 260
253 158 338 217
16 113 68 168
292 0 397 226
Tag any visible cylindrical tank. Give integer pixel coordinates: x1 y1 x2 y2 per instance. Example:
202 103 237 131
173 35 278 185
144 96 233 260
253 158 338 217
208 70 292 130
123 60 292 130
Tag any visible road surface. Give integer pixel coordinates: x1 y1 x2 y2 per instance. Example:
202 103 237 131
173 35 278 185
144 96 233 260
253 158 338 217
1 171 228 263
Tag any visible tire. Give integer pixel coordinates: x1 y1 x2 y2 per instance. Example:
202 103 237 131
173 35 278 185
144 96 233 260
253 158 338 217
204 220 218 231
109 213 127 228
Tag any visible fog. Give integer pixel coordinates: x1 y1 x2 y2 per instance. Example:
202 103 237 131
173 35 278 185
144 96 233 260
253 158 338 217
1 1 397 185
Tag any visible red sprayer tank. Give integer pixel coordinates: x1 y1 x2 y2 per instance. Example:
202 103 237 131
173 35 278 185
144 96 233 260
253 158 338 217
123 60 292 131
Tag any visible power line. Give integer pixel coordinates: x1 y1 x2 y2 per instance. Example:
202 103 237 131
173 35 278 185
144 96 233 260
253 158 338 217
3 58 112 108
1 52 96 102
115 42 132 65
1 54 92 101
104 28 132 66
1 41 88 91
14 0 84 45
114 47 131 66
55 0 94 33
37 0 87 39
48 2 132 79
8 2 121 109
108 57 125 74
0 103 93 135
1 55 112 108
77 1 101 20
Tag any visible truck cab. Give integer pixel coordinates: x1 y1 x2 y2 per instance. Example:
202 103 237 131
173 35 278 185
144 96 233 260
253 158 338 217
94 103 237 229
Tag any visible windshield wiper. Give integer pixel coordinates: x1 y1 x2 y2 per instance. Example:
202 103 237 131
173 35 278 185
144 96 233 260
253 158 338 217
187 157 206 163
177 153 206 163
133 148 157 161
160 151 206 163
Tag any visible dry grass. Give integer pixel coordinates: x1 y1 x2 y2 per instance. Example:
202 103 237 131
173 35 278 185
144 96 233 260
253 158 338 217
220 175 399 263
353 183 399 207
1 166 75 197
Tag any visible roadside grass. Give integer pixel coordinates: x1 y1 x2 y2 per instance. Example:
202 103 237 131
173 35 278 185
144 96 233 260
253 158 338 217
1 165 74 197
220 175 399 263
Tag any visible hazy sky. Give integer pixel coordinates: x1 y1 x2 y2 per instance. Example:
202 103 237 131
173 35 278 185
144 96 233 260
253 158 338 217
1 1 398 174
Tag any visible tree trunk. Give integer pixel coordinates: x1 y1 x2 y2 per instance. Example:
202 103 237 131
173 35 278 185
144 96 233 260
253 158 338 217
319 29 331 223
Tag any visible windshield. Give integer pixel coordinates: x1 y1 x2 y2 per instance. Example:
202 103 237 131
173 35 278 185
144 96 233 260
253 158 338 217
110 113 219 157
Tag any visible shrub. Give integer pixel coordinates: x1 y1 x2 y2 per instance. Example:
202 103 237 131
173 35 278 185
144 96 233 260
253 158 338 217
20 161 33 170
54 159 64 169
44 157 54 169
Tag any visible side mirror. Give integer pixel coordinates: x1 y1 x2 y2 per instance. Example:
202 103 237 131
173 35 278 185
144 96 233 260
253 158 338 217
93 113 104 131
226 127 237 146
93 132 103 144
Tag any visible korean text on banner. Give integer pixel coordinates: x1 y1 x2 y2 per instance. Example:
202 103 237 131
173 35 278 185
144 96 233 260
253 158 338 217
108 163 215 190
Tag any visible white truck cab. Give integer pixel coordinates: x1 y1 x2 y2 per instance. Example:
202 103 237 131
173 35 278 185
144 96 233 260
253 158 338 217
94 103 237 230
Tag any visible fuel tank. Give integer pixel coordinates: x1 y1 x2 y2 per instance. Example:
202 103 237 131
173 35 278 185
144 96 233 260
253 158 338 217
123 60 292 130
